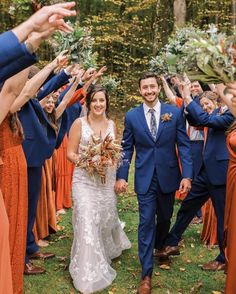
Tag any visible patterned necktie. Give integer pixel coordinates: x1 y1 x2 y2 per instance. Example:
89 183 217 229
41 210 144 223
149 109 157 140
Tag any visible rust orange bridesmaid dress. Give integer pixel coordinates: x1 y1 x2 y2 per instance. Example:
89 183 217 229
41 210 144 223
33 155 57 241
224 129 236 294
0 157 13 294
55 135 73 211
201 199 218 246
0 115 28 294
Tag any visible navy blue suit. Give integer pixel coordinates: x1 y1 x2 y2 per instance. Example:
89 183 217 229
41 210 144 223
0 31 37 83
117 102 193 278
19 99 57 260
165 101 234 263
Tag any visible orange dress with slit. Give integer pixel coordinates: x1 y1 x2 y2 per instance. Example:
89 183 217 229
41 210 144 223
224 130 236 294
55 87 85 211
0 116 28 294
55 135 73 211
0 157 13 294
201 199 217 245
33 154 57 241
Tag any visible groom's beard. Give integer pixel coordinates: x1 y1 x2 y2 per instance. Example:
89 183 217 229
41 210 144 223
142 93 159 105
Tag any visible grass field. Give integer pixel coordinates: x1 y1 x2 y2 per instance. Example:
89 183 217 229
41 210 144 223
24 164 225 294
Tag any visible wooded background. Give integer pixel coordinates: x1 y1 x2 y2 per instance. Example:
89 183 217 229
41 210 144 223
1 0 236 108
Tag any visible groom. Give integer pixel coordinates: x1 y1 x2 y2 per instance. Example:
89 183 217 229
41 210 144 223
115 72 193 294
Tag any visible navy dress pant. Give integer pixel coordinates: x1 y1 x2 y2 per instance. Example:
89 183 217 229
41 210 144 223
25 166 42 262
165 166 226 263
137 171 175 278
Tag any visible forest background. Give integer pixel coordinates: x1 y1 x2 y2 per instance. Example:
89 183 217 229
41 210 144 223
0 0 236 109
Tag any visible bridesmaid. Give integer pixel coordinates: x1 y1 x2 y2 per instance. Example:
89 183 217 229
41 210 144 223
0 68 32 294
217 82 236 293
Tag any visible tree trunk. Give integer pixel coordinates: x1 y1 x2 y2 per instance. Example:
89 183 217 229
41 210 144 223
153 0 161 55
232 0 236 26
173 0 186 27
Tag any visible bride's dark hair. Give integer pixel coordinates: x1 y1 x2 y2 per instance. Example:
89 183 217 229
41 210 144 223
86 85 109 117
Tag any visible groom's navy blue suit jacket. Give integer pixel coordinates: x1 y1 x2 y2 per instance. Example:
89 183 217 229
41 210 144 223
117 102 193 194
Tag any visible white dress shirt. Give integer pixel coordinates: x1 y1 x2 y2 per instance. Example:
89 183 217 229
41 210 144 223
143 100 161 134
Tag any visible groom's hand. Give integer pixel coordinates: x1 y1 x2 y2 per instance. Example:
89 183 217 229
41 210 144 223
114 179 128 194
179 178 192 194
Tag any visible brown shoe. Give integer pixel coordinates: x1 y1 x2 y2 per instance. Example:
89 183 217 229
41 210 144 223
24 262 45 275
201 260 226 271
30 251 55 260
155 246 180 258
137 276 151 294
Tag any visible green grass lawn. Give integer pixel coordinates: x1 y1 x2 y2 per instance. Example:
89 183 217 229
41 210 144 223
24 165 225 294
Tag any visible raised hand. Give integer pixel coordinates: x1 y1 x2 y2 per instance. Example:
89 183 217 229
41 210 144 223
82 68 96 82
27 2 76 33
12 2 76 42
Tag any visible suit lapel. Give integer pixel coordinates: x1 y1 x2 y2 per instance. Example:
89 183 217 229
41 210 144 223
137 104 154 141
155 102 167 142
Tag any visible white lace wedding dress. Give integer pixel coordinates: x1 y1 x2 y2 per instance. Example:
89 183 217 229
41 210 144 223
69 117 131 294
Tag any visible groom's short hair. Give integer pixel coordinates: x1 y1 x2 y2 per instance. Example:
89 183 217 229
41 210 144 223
138 72 161 88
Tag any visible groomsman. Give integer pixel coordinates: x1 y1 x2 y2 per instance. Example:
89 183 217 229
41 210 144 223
115 72 193 294
159 90 234 271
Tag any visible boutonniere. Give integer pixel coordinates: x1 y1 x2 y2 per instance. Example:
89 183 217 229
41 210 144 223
217 106 228 116
161 112 173 122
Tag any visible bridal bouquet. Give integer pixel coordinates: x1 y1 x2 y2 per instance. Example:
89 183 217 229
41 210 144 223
75 134 123 184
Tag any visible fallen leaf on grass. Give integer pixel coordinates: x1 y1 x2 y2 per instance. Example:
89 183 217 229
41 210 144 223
189 282 203 293
56 256 67 262
159 264 170 270
56 225 65 231
58 234 69 240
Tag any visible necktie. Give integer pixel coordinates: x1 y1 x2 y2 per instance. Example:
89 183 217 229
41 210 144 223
149 109 157 140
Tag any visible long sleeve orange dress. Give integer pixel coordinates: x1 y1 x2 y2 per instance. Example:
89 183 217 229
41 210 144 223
224 129 236 294
0 116 28 294
0 157 13 294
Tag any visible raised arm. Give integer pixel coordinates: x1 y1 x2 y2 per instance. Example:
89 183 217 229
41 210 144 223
11 2 76 42
160 75 177 105
216 83 236 117
0 68 30 124
67 118 81 164
55 74 82 119
10 53 66 113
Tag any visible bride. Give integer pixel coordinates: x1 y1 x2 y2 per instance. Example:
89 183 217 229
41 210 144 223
67 85 131 293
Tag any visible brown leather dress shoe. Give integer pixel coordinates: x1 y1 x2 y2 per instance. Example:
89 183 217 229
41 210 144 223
201 260 226 271
24 262 45 275
155 246 180 258
30 251 55 260
137 276 151 294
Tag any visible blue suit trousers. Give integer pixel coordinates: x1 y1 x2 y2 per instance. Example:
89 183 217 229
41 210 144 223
137 171 175 278
25 166 42 262
165 165 226 263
